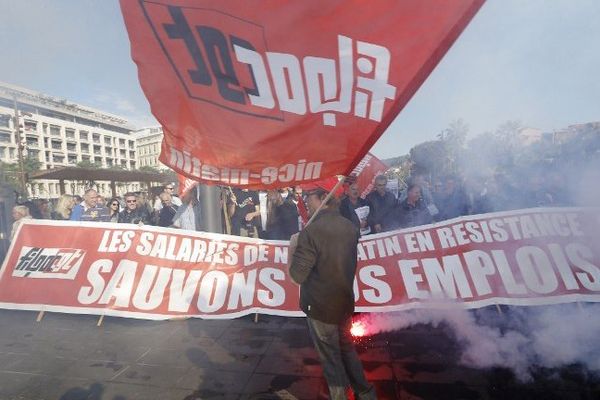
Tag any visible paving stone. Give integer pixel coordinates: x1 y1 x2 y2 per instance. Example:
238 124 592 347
255 355 323 378
176 367 251 393
241 373 323 400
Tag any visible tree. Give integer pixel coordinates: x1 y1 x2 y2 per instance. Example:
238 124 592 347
0 158 42 198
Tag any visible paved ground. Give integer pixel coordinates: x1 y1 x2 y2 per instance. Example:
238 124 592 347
0 308 598 400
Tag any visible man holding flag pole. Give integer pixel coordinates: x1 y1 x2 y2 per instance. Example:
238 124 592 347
288 177 378 399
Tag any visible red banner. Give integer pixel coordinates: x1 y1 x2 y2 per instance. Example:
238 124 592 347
349 152 389 199
1 208 599 320
120 0 485 188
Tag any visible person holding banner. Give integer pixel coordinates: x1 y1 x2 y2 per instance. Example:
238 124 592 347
289 181 377 400
340 183 370 235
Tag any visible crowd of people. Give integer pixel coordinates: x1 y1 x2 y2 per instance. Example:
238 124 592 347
9 165 574 243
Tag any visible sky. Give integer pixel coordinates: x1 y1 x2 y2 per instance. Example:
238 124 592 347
0 0 599 159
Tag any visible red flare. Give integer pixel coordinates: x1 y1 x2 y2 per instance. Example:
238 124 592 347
351 321 366 337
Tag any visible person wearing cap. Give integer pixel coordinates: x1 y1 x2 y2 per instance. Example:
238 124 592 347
288 179 377 400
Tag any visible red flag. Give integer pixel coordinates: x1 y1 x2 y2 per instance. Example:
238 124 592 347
121 0 484 189
177 174 196 197
349 153 389 199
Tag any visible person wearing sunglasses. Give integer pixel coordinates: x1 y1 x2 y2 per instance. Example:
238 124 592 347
153 183 182 212
108 197 120 223
118 192 150 225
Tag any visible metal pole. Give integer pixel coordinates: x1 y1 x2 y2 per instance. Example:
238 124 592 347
199 184 222 233
12 96 27 200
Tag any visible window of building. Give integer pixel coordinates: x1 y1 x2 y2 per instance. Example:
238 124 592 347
81 143 89 153
24 120 37 131
65 129 76 139
28 150 40 160
49 125 61 136
79 131 89 141
0 132 11 143
0 114 10 128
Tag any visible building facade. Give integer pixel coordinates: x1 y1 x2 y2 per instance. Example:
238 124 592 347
0 82 141 198
134 126 169 170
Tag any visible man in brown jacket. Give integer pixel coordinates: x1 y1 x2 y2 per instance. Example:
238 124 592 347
289 180 377 400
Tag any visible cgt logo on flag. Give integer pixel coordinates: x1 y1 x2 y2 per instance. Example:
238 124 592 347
141 2 396 127
13 247 86 280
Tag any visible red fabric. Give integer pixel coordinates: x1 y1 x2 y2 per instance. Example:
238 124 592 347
349 153 389 199
296 195 308 226
300 177 344 197
177 174 196 197
120 0 484 189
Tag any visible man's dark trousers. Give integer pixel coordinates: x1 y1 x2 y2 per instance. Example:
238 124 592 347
307 316 377 400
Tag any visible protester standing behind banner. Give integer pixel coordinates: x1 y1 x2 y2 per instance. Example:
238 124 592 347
396 184 432 228
118 192 150 225
172 185 202 231
10 205 31 241
289 181 377 400
366 175 397 233
265 189 299 240
108 198 120 223
340 183 370 234
51 194 74 220
228 188 260 237
70 189 98 221
153 183 182 211
157 192 179 227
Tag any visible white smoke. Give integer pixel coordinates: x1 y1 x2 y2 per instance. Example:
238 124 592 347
359 302 600 381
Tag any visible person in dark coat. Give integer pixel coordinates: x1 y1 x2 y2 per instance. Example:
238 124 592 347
157 192 179 227
265 190 299 240
289 182 377 400
366 175 397 233
396 184 433 228
118 192 151 225
340 183 369 232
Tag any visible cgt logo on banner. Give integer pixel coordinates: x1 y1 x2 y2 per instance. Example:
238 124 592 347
13 247 85 280
0 208 599 320
121 0 485 188
143 5 395 127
